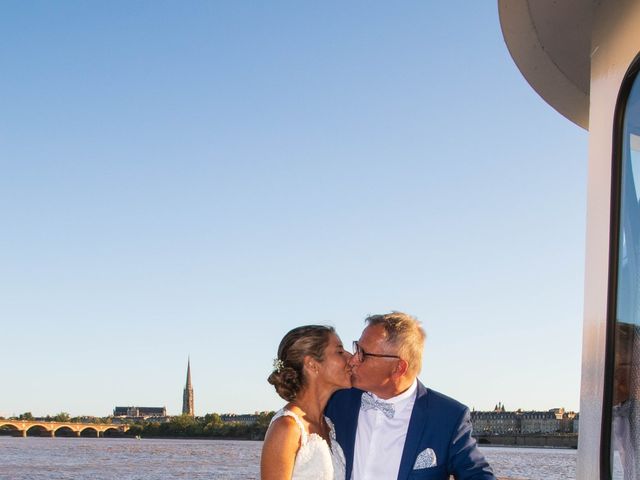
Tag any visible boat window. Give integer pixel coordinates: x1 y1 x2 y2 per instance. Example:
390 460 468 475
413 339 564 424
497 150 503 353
610 69 640 480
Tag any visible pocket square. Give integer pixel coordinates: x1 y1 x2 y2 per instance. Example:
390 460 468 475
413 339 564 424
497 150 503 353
413 447 437 469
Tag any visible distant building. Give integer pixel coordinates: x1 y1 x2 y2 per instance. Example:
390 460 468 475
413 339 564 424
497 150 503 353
471 411 519 434
113 406 167 419
470 406 579 435
552 408 578 433
182 358 194 416
220 413 258 425
520 411 559 434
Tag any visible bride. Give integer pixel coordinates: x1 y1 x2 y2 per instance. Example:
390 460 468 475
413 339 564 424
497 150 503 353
261 325 351 480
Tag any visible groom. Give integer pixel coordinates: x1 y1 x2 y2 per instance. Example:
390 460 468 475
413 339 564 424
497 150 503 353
326 312 495 480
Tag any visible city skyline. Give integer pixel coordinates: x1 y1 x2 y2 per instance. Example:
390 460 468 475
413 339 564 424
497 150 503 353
1 2 586 417
1 354 581 419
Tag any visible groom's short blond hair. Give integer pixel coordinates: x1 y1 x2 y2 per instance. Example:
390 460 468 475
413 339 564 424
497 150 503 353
365 311 426 377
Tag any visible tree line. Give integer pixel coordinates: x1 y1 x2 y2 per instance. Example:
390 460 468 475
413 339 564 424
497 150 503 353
125 412 275 440
8 412 78 422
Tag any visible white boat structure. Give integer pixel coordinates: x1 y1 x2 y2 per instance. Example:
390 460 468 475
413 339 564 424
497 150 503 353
498 1 640 478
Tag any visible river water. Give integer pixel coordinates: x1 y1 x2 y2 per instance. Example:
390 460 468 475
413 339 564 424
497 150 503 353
0 437 576 479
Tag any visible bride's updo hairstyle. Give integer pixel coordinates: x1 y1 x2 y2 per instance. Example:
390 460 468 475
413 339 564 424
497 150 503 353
268 325 335 401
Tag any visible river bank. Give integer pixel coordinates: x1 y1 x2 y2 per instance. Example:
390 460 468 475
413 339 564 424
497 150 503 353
474 434 578 449
1 429 579 449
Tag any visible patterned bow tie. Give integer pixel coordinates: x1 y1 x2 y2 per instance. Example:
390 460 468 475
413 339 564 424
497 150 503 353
361 392 395 418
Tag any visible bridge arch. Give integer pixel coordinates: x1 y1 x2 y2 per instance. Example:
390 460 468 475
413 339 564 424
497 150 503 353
25 424 50 437
52 424 75 431
79 427 98 437
102 426 124 437
54 426 76 437
0 423 20 436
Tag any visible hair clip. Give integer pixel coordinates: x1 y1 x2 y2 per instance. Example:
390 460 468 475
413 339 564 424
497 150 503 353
273 358 285 373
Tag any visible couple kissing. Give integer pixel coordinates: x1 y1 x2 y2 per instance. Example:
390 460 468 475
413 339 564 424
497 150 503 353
260 311 496 480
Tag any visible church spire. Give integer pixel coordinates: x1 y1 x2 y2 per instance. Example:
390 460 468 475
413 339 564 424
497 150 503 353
186 357 192 389
182 357 194 416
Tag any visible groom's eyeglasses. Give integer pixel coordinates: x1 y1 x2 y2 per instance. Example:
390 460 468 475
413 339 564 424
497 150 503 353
352 341 401 363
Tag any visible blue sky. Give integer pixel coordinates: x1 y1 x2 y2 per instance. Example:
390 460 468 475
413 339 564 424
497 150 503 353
0 1 587 417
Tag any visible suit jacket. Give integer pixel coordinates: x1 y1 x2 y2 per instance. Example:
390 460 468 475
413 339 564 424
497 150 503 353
325 381 496 480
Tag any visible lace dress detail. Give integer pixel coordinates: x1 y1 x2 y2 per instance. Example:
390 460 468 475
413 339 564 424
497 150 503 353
269 408 346 480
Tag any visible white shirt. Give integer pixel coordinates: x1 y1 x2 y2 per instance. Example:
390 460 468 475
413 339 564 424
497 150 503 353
352 379 418 480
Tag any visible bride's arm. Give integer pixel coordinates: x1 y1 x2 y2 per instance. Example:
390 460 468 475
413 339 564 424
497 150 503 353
260 416 301 480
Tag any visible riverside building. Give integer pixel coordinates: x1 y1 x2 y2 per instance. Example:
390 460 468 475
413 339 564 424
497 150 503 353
112 357 194 421
112 406 167 420
220 414 258 425
470 406 578 435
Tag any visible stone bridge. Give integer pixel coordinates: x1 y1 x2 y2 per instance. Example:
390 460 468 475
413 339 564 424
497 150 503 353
0 420 129 437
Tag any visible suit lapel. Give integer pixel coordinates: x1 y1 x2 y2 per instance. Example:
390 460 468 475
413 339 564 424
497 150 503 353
396 381 429 480
345 389 363 480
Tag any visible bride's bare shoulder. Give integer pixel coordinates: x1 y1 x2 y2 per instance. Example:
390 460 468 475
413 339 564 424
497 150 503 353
266 413 301 442
261 413 302 479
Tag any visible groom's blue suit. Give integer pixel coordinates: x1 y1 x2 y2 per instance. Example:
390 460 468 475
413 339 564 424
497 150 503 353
326 381 495 480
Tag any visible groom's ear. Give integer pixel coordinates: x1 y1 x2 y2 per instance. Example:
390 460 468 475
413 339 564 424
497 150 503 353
393 359 409 378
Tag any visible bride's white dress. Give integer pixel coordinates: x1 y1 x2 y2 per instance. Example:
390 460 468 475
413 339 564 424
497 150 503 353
269 408 346 480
